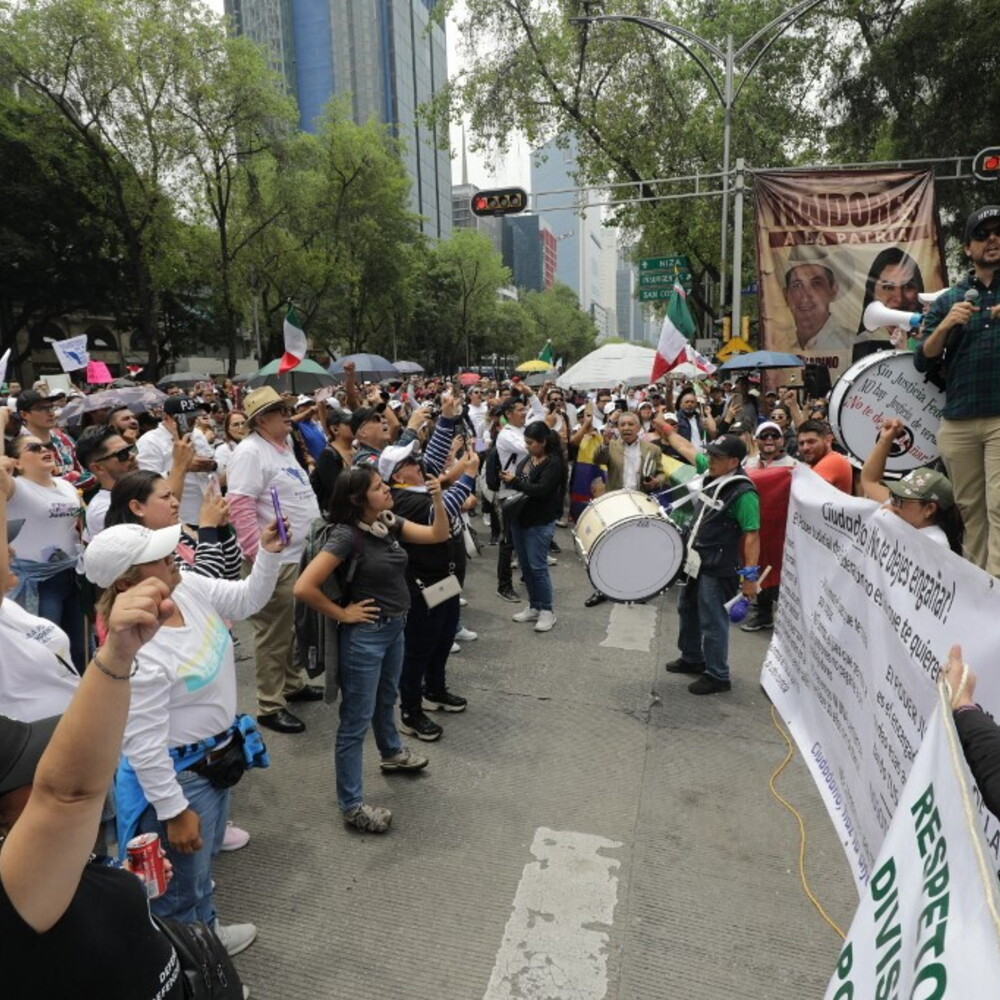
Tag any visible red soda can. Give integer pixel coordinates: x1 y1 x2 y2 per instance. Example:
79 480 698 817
126 832 167 900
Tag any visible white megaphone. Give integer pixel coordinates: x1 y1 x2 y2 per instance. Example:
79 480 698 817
863 300 922 332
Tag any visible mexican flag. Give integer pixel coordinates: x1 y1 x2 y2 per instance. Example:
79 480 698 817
538 340 554 365
651 282 696 382
278 306 307 374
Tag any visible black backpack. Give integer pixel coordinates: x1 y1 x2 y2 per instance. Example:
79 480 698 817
484 445 502 492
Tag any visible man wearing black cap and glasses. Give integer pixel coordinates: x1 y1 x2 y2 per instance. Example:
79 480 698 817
915 206 1000 577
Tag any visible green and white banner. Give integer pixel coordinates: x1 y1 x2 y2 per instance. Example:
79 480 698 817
824 685 1000 998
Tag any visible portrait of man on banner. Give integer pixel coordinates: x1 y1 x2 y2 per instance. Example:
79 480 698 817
754 169 948 380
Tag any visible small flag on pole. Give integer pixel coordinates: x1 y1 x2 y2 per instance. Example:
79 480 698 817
0 348 9 387
53 335 90 372
279 305 307 374
651 282 697 382
537 340 554 365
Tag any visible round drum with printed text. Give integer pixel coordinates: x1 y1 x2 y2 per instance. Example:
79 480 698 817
828 350 944 473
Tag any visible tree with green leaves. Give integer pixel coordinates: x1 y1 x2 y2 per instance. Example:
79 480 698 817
435 0 831 324
518 283 597 365
0 0 212 377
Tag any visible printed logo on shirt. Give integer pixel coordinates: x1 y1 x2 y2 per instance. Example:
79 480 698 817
177 615 230 693
48 502 82 519
281 465 309 486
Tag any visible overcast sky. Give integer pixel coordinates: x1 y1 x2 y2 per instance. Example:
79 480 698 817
205 0 532 191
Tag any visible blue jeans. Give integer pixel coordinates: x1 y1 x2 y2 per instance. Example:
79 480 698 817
509 521 555 611
138 769 230 925
37 567 85 673
677 574 739 682
336 614 406 812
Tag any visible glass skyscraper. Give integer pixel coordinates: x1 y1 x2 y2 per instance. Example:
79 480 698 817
225 0 452 239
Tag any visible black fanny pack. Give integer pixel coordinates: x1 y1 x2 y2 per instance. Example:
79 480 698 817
187 731 246 789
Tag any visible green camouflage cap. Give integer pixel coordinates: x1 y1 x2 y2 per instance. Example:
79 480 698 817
884 467 954 510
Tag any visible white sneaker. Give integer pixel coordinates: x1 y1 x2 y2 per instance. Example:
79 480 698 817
547 556 558 566
213 919 258 957
482 513 491 528
450 642 461 653
512 607 539 622
459 596 468 607
534 610 557 632
555 518 568 528
455 626 478 642
220 820 250 852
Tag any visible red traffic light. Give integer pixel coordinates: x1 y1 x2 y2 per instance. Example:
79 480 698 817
470 187 528 217
973 146 1000 181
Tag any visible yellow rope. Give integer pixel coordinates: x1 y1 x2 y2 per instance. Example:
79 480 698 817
769 704 847 940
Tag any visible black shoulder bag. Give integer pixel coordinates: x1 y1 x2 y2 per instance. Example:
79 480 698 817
153 916 244 1000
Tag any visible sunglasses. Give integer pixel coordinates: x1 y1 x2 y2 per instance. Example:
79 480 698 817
97 444 138 463
28 404 56 414
972 224 1000 241
757 432 781 440
21 442 53 454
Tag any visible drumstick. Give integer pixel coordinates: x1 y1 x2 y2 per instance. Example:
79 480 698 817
756 565 772 588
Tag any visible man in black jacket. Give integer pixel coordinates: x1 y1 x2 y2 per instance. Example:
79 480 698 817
659 432 761 695
381 437 479 741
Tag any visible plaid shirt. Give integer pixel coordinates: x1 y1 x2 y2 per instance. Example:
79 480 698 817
914 270 1000 418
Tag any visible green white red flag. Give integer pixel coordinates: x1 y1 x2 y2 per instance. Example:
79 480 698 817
651 282 696 382
279 306 307 374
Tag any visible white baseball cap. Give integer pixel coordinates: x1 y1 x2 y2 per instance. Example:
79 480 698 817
377 440 420 482
84 523 182 588
754 421 783 439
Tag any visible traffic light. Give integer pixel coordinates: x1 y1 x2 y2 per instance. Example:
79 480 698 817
471 187 528 217
973 146 1000 182
722 316 732 341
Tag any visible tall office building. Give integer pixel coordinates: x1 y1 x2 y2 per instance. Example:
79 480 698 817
531 136 617 329
502 216 557 293
225 0 452 239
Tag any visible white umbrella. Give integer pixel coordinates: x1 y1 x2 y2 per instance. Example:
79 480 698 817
556 343 657 391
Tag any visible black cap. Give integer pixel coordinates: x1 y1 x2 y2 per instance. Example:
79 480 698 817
0 715 60 796
325 408 350 427
163 395 208 417
706 434 747 461
15 389 54 412
965 206 1000 242
350 406 380 435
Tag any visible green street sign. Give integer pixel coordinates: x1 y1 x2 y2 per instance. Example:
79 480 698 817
639 271 692 288
640 254 689 272
640 287 682 302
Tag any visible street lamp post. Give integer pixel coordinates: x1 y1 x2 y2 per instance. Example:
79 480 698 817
571 1 827 340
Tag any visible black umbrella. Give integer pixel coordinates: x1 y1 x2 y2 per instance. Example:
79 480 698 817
328 353 401 383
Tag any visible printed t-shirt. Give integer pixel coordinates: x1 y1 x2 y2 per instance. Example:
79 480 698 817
323 519 411 617
225 433 320 564
0 862 183 1000
6 477 81 561
0 598 79 720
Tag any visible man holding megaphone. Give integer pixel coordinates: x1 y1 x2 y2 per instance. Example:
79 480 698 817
914 206 1000 577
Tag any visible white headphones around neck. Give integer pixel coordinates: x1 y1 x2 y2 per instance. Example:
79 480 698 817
357 510 397 538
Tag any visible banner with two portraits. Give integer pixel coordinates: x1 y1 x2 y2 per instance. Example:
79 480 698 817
754 169 949 381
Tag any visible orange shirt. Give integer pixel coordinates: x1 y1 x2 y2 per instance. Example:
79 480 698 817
812 451 854 494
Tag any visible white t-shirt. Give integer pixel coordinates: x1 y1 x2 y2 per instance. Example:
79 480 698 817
121 548 281 820
7 476 81 562
85 488 111 541
0 598 79 721
225 433 320 564
214 441 236 475
137 423 211 525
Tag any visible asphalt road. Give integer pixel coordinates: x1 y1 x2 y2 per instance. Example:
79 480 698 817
219 521 857 999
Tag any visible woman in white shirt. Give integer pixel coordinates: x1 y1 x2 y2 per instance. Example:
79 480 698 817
213 410 247 490
85 518 285 952
0 465 79 721
3 435 85 671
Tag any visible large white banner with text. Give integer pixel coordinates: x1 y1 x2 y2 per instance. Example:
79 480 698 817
762 466 1000 889
824 686 1000 998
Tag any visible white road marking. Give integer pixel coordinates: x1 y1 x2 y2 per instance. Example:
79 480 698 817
600 602 658 652
483 828 623 1000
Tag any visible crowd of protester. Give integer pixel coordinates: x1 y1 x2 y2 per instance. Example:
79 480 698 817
3 205 1000 998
